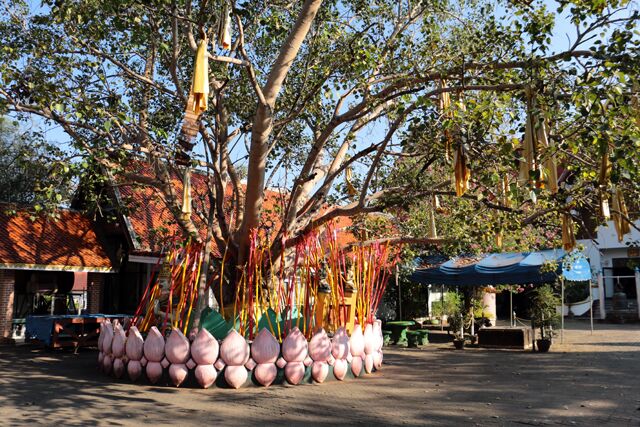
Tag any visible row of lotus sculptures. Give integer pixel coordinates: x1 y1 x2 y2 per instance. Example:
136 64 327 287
97 320 384 388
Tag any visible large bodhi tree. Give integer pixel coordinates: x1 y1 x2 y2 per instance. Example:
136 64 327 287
0 0 638 317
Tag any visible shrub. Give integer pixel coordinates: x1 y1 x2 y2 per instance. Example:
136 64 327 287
431 291 463 319
529 285 561 340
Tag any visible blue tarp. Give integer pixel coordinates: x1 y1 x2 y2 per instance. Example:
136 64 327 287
26 314 126 345
411 250 569 286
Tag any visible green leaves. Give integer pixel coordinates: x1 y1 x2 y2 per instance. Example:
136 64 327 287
0 0 637 274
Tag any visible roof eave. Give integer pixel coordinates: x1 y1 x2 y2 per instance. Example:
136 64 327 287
0 263 115 273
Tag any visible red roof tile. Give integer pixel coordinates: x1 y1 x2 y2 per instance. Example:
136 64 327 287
116 160 356 256
116 162 288 256
0 207 114 272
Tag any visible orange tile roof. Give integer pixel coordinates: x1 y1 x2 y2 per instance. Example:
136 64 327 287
0 207 114 272
116 160 356 256
333 215 356 247
116 161 288 256
116 162 201 255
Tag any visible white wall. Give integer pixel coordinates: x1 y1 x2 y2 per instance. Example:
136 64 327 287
596 220 640 249
578 219 640 298
427 286 444 314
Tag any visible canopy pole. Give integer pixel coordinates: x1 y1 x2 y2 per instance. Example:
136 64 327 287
589 280 594 335
440 285 444 331
597 272 606 320
396 265 402 320
635 268 640 321
561 276 565 344
509 286 513 327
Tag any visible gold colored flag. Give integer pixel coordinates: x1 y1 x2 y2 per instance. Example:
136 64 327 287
536 117 558 193
501 175 511 208
453 145 471 197
218 6 232 50
612 186 630 242
601 195 611 220
440 80 452 161
182 168 192 215
561 213 576 252
345 167 358 196
188 38 209 114
428 206 438 239
598 152 611 188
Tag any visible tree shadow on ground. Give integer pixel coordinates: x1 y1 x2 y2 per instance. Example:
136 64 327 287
0 323 639 426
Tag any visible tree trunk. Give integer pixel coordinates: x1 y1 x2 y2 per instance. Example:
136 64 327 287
238 0 323 265
191 205 216 328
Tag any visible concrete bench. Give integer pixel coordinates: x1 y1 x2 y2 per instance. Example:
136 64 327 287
478 327 533 350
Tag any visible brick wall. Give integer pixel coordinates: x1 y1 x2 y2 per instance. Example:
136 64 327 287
0 269 15 340
86 272 104 314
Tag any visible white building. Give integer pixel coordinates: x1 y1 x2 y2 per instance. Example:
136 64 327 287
578 219 640 320
579 220 640 297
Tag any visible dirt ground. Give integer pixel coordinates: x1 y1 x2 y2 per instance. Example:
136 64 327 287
0 320 639 426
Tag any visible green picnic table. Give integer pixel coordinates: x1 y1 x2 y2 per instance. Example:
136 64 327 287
385 320 415 346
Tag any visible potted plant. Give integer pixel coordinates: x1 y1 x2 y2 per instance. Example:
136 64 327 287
466 296 485 345
448 312 465 349
529 284 560 352
432 291 462 327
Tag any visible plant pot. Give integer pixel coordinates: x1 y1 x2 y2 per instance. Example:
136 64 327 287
536 339 552 353
453 339 465 350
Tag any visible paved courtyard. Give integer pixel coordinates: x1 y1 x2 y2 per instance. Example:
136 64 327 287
0 320 639 426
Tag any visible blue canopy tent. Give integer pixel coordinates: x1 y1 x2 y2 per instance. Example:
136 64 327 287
411 250 568 328
411 249 593 333
410 250 566 286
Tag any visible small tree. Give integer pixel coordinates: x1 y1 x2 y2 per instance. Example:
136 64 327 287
529 285 560 341
0 117 75 208
431 291 463 321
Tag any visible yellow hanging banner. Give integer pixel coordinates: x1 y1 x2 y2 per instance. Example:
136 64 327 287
182 168 192 215
453 145 471 197
345 167 358 196
188 38 209 114
561 213 576 252
612 186 630 242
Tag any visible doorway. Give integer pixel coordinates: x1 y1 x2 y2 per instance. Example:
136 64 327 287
610 258 639 299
